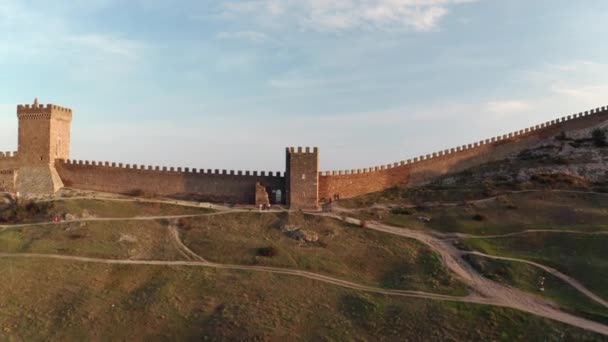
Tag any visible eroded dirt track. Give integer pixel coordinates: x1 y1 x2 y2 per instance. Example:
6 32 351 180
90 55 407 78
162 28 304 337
314 213 608 336
1 200 608 336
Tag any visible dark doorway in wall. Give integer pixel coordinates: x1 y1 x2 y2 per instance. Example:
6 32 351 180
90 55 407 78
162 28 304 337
272 189 283 204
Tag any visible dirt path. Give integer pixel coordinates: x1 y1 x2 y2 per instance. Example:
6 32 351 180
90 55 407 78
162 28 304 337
312 212 608 336
168 224 208 263
0 252 488 303
446 229 608 240
331 189 608 212
1 250 607 336
2 198 608 335
464 251 608 309
0 209 284 231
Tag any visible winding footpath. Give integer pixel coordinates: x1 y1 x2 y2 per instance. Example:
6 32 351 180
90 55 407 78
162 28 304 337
464 251 608 309
446 229 608 240
314 212 608 336
1 198 608 335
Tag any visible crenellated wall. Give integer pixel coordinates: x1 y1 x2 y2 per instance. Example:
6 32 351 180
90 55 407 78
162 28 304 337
0 151 19 168
55 159 286 204
318 106 608 201
4 99 608 208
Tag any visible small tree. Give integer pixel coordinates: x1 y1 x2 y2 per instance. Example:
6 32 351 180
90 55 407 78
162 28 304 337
257 247 278 257
592 129 607 147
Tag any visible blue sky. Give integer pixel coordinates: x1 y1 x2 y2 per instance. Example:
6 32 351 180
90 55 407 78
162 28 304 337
1 0 607 172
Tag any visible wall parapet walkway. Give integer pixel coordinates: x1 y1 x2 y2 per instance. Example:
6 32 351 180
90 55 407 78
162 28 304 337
58 159 284 178
0 151 19 171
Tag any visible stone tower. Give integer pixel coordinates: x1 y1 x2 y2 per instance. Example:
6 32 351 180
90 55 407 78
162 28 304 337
15 99 73 195
285 147 319 210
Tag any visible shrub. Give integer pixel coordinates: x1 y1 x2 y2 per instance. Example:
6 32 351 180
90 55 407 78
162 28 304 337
472 214 486 221
493 175 510 182
482 183 497 197
555 131 568 141
124 189 145 197
0 200 55 223
592 129 607 147
553 156 570 165
176 218 191 230
530 173 588 188
256 247 278 257
517 150 535 160
390 207 414 215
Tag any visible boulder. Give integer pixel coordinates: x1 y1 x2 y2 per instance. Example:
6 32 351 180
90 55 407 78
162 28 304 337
288 229 319 243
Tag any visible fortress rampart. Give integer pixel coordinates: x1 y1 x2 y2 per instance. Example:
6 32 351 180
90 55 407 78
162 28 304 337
0 152 19 168
1 99 607 209
0 169 16 193
55 159 286 204
318 106 608 201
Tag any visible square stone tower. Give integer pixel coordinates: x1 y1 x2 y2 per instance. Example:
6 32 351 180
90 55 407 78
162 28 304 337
285 147 319 210
15 99 72 195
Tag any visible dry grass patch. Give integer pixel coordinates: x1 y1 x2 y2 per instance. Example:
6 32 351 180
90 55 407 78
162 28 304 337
178 212 468 295
0 220 183 261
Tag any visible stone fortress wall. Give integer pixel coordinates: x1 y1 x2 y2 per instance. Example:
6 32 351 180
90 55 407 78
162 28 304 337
318 106 608 202
1 99 607 209
55 160 286 204
0 169 17 193
0 152 19 168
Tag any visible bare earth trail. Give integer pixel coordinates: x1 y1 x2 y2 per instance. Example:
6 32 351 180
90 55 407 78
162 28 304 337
313 212 608 336
331 189 608 212
0 209 284 231
446 229 608 240
464 251 608 309
1 202 608 335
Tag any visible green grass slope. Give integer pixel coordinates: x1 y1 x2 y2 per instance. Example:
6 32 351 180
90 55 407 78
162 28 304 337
178 212 468 295
0 259 604 341
0 220 183 261
463 233 608 301
464 253 608 324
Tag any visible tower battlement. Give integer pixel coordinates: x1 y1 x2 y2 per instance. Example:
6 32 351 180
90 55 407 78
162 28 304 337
17 101 73 121
286 147 318 154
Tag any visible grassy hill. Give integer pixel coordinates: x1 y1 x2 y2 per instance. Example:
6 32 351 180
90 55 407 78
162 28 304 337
1 127 608 340
0 258 604 341
178 212 467 295
464 253 608 325
462 233 608 302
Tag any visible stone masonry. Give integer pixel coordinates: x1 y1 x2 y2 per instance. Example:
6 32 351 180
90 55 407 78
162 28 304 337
1 99 607 209
255 182 270 207
285 147 319 210
0 99 73 195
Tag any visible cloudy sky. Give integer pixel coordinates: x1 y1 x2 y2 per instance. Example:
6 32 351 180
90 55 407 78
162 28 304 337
1 0 607 172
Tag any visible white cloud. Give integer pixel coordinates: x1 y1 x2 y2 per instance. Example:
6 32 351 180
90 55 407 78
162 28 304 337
551 84 608 102
486 100 531 116
216 30 271 43
0 0 146 81
220 0 477 32
521 60 608 107
65 34 144 60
